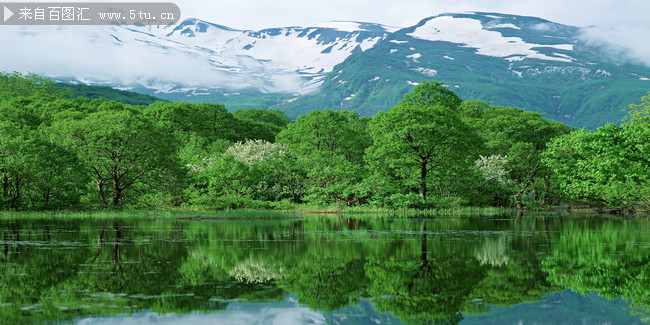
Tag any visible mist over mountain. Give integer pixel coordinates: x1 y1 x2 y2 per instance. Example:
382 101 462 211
4 12 650 128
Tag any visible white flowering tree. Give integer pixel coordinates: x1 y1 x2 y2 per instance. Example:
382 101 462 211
226 139 287 165
474 155 511 185
186 139 307 207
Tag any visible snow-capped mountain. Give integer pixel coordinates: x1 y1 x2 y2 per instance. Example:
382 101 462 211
281 12 650 128
3 12 650 128
2 18 395 96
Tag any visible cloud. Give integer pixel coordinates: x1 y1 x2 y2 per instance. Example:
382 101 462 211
578 25 650 66
0 25 224 86
531 23 553 32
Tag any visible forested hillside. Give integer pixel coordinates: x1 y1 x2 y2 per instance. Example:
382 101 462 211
56 83 164 106
1 72 648 212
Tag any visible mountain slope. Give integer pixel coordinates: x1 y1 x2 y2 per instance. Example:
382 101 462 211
5 12 650 128
56 83 164 106
279 13 650 128
5 18 394 99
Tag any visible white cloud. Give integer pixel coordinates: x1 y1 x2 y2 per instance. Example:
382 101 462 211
0 25 224 86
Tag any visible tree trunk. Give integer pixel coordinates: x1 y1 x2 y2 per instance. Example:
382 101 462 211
419 160 427 200
8 177 20 210
514 178 534 210
2 174 8 197
112 186 122 206
43 188 51 210
420 222 431 271
97 179 107 206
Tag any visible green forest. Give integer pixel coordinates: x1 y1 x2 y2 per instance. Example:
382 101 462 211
1 72 649 212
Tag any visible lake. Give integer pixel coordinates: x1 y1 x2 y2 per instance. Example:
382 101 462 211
1 212 648 324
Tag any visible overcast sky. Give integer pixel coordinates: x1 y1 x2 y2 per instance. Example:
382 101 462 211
7 0 650 58
176 0 645 30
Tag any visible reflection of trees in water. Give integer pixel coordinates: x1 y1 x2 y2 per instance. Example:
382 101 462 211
365 222 486 324
0 216 648 323
85 222 129 291
542 219 650 314
282 257 369 312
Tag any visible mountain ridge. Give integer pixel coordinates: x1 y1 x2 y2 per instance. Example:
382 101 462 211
277 12 650 128
5 12 650 128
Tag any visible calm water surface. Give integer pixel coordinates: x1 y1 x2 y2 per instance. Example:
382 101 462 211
1 213 649 324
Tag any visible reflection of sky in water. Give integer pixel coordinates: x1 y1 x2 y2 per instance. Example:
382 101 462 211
74 291 647 325
75 296 329 325
462 290 647 325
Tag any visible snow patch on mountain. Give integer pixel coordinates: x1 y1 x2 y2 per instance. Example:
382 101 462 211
489 23 520 30
317 22 364 32
413 67 437 77
3 19 393 95
406 53 421 63
407 16 574 62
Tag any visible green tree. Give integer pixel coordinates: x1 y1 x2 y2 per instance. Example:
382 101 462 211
188 140 307 208
543 93 650 210
400 81 463 109
52 109 183 206
366 95 480 202
0 72 62 99
144 101 235 141
233 108 291 128
276 109 371 205
276 109 370 164
0 122 41 209
0 96 85 210
472 105 570 208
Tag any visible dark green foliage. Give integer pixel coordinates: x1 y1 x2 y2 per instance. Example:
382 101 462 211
0 122 85 210
399 81 462 108
51 108 186 207
277 109 371 164
0 72 61 99
0 73 87 210
56 83 163 106
233 108 291 128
